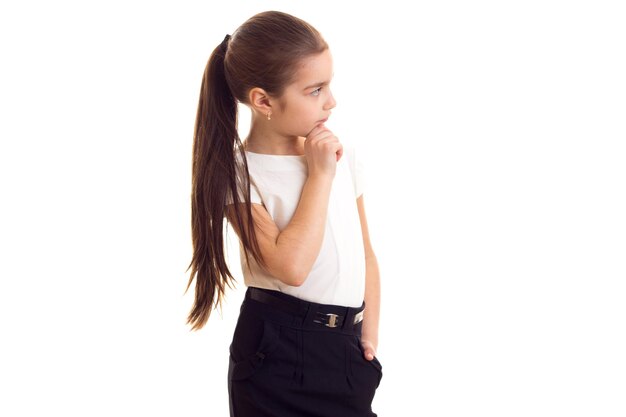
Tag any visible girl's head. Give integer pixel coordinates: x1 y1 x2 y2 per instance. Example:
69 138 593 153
224 11 328 103
186 11 329 330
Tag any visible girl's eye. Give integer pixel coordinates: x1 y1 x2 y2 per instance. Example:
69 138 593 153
311 87 322 96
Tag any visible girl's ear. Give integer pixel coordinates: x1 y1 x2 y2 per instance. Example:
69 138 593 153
248 87 273 115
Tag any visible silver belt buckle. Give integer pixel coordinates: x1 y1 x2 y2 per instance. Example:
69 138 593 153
353 310 364 325
325 313 339 328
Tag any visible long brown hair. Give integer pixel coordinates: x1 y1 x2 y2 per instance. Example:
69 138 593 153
185 11 328 330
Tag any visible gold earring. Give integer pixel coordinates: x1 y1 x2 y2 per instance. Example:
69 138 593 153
266 111 271 121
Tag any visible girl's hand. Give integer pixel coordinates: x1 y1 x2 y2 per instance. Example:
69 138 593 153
361 338 377 361
304 124 343 178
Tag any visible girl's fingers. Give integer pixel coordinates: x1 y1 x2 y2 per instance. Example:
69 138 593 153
306 123 329 139
361 339 377 361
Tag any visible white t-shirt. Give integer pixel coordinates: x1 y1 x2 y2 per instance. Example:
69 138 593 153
226 145 366 307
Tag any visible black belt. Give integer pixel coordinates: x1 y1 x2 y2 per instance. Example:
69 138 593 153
247 287 365 331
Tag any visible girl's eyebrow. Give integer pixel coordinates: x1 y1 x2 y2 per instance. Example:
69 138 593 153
304 73 333 90
304 81 329 90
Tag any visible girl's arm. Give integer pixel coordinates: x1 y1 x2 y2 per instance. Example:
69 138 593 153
226 172 334 287
356 194 381 360
227 128 341 287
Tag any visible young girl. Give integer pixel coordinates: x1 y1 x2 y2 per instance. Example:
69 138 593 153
186 11 382 417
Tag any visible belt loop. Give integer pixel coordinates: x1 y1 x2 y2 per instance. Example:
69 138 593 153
292 301 306 327
303 300 316 329
340 306 350 331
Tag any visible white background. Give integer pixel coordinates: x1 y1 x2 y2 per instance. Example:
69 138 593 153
1 1 625 416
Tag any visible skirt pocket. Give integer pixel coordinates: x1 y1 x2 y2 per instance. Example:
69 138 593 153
355 336 383 388
229 319 281 381
369 356 383 387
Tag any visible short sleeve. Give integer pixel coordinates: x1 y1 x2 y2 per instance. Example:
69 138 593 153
348 145 365 198
225 157 263 205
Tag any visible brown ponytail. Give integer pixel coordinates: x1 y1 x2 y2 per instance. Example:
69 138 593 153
185 11 328 330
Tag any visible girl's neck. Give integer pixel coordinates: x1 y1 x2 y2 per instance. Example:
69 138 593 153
244 122 306 156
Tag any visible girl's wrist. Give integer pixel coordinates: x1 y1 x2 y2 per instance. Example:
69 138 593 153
361 335 378 351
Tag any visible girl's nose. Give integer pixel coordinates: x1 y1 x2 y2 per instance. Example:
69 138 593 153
324 90 337 110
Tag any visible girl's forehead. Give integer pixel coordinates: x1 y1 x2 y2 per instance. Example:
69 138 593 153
292 50 334 86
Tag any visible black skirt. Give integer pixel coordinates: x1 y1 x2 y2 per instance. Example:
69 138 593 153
228 287 382 417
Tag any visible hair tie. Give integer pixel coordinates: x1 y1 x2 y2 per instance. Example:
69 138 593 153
222 34 231 49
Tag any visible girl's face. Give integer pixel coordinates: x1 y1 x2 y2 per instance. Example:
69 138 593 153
273 49 336 137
